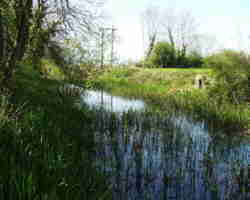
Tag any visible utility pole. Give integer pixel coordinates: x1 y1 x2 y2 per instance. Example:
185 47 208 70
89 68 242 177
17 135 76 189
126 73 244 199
99 26 117 69
100 28 105 69
110 26 117 67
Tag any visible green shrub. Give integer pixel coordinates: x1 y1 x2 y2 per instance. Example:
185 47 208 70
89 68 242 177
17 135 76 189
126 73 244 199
0 93 16 130
186 51 203 67
147 42 203 68
205 50 250 104
147 42 176 67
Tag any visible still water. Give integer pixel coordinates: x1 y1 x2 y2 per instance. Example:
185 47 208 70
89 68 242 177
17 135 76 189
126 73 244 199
81 90 250 200
82 90 145 112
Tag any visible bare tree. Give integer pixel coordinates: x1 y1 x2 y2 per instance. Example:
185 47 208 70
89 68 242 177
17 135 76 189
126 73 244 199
141 6 161 60
192 34 219 56
161 9 198 58
141 7 201 64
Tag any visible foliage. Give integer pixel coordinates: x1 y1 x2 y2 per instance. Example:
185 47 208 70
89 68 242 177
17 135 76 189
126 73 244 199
205 50 250 104
0 0 103 86
186 51 204 67
40 59 65 80
0 67 111 199
142 7 199 64
60 39 89 65
147 41 203 68
147 42 176 67
89 67 249 132
0 0 33 84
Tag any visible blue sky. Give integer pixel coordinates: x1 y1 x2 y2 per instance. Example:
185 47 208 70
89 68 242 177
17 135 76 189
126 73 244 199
102 0 250 61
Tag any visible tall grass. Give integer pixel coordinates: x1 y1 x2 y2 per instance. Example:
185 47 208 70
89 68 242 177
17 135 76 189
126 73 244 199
89 67 249 133
0 69 111 199
87 107 249 199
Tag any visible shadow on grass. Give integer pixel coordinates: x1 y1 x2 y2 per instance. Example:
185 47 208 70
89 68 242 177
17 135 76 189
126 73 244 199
0 70 112 199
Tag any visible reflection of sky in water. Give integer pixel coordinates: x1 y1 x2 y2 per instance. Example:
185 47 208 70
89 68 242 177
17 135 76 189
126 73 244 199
81 90 250 200
81 90 145 112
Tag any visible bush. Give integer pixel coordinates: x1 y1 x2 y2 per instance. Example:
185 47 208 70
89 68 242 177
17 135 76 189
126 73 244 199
147 42 176 67
146 42 203 68
205 50 250 104
186 51 203 67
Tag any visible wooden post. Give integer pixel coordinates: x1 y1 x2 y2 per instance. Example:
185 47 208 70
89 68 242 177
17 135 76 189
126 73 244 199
110 26 117 67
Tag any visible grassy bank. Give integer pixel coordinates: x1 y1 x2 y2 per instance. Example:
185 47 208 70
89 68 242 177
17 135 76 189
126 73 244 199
89 67 250 133
0 62 111 199
90 67 212 96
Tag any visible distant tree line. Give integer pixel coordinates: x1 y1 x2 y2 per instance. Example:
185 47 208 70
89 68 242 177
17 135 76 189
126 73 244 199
141 7 210 68
145 41 203 68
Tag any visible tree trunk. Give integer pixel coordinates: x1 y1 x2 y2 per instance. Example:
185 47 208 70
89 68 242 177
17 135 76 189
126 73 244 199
146 34 156 60
247 76 250 100
0 10 7 65
0 10 8 88
168 28 175 49
0 11 4 62
3 0 33 84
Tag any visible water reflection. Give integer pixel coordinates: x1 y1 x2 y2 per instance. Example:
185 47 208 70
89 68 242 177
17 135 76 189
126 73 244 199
81 90 250 200
81 90 145 112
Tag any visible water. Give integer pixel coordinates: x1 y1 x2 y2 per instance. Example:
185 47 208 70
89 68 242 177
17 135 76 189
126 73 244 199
82 90 145 112
81 90 250 200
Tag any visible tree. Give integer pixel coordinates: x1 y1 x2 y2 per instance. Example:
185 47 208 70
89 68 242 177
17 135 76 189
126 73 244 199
206 50 250 104
141 6 161 60
191 34 219 57
186 51 203 67
141 7 202 67
161 9 198 62
0 0 33 85
148 42 176 67
0 0 104 86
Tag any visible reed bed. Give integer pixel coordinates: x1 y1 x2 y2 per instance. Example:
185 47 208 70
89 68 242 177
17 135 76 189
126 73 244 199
90 67 250 134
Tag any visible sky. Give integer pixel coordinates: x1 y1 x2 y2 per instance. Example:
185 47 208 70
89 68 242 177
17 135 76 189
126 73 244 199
102 0 250 61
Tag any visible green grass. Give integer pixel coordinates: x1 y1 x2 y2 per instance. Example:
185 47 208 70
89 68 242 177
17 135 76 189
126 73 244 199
40 59 66 80
89 67 213 101
89 67 250 133
1 60 249 198
1 61 249 198
91 67 212 91
0 62 112 199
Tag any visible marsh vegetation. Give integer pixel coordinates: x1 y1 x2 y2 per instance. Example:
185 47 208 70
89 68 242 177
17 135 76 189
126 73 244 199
83 90 250 200
1 0 250 199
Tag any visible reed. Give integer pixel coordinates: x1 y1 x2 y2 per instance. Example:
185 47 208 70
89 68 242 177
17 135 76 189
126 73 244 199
0 69 111 199
90 67 249 133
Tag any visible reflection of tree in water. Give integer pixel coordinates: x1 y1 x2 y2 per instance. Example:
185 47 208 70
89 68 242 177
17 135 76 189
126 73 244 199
93 110 250 200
